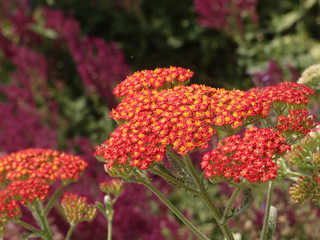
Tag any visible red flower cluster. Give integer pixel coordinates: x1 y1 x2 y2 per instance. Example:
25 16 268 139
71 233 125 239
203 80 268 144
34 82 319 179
96 85 217 169
210 88 269 129
96 67 314 171
61 192 96 225
259 82 314 106
0 148 87 182
113 67 194 98
201 127 290 182
289 172 320 205
7 179 50 205
0 149 87 228
276 109 317 135
0 191 21 233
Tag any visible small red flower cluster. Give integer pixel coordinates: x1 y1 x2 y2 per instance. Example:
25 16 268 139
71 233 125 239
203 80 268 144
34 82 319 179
0 191 20 233
289 172 320 205
276 109 317 135
201 127 290 182
7 179 50 205
113 66 194 98
259 82 314 106
61 192 96 225
0 149 87 226
100 179 124 197
96 67 314 172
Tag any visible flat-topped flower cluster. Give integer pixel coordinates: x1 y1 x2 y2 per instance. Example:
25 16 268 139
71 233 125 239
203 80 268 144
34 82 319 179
95 67 317 183
113 66 194 98
0 149 87 230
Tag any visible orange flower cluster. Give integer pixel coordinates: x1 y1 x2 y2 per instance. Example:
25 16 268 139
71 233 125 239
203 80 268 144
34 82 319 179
113 66 194 98
201 127 290 182
0 149 87 227
61 192 96 225
96 85 217 169
96 67 314 171
276 109 318 135
0 148 87 183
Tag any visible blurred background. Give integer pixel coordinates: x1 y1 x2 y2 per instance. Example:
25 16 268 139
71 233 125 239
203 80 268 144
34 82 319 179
0 0 320 239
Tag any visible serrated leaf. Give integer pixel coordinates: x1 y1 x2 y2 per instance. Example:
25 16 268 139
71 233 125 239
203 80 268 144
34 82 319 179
157 164 185 185
225 187 253 220
165 150 195 187
265 206 277 240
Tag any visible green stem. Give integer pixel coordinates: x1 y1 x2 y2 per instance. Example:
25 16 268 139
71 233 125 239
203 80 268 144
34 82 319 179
183 155 234 240
263 117 276 128
107 218 113 240
150 168 199 194
43 183 67 217
34 200 53 240
260 181 274 240
285 170 305 178
65 224 76 240
143 181 210 240
220 181 246 225
15 220 42 235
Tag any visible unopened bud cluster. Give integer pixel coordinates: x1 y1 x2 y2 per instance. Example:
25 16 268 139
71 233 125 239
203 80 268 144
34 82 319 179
289 172 320 205
284 126 320 167
61 192 97 225
100 179 124 199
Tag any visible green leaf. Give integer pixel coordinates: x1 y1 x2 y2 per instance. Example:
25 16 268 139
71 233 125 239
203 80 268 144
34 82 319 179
265 206 277 240
274 11 303 33
95 155 106 162
21 232 42 239
95 201 108 218
223 187 253 220
165 150 195 187
231 187 253 218
304 0 317 9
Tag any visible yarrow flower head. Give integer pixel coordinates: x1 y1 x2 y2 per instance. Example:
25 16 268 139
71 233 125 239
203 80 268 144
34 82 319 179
61 192 97 225
96 68 314 173
0 148 87 183
113 66 194 98
201 127 290 183
0 148 87 229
